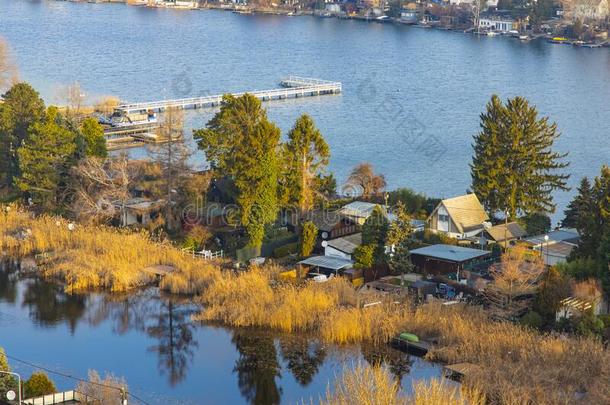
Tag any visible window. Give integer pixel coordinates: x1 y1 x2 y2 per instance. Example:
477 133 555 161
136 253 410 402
439 214 449 223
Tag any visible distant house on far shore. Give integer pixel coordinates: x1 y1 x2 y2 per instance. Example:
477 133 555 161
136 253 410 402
427 194 489 239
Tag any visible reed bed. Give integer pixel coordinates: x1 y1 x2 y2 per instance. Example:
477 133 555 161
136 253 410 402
318 362 484 405
4 209 610 402
195 267 409 344
0 208 221 292
400 303 610 404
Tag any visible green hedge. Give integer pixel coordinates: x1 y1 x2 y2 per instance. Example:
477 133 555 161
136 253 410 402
273 242 299 258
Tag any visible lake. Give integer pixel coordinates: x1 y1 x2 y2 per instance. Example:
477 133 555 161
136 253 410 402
1 0 610 222
0 268 440 404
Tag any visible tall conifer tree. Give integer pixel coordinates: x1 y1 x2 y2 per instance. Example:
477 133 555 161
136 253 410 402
471 95 569 219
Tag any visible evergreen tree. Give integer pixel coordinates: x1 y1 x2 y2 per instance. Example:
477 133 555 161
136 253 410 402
194 95 281 248
572 166 610 260
471 95 569 219
299 221 318 258
234 120 280 248
0 82 45 188
386 202 414 277
23 372 56 398
562 177 593 228
353 244 375 269
281 114 330 212
362 205 389 263
534 267 571 324
80 117 107 158
16 107 76 209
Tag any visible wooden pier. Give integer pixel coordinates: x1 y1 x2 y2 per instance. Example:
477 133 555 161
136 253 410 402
116 76 342 114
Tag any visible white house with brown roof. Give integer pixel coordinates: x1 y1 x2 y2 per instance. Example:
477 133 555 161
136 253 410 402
427 194 489 239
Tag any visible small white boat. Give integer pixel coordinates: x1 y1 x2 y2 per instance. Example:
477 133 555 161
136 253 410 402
519 35 530 41
486 31 498 37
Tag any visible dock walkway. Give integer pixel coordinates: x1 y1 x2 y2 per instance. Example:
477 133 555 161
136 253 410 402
116 76 342 114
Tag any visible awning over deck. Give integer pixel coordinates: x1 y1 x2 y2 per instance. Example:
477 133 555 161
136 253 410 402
298 255 353 271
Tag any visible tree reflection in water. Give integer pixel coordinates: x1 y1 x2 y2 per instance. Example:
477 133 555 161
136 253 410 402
147 297 198 387
361 343 413 383
21 278 86 334
0 265 18 304
232 330 282 405
278 335 326 386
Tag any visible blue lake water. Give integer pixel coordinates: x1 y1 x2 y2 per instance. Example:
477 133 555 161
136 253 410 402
0 270 440 404
1 0 610 223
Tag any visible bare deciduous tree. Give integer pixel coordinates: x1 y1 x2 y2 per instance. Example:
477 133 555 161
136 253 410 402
57 81 86 121
0 37 19 91
76 370 127 404
343 162 386 198
70 155 136 224
148 107 191 231
485 245 545 319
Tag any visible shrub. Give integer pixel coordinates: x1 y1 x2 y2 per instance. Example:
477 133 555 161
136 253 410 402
520 311 543 330
299 221 317 258
353 244 375 269
24 371 56 398
272 242 298 258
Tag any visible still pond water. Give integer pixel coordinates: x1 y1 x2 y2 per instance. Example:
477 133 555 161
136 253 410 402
0 269 440 404
1 0 610 221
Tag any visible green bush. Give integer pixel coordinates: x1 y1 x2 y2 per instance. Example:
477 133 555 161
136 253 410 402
354 244 376 269
520 311 543 330
273 242 299 258
300 221 318 258
24 371 56 398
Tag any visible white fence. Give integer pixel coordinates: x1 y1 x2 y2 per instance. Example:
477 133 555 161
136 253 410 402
23 390 99 405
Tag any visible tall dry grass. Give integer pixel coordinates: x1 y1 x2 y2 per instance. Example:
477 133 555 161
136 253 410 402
195 266 408 344
4 209 610 403
399 302 610 404
318 362 485 405
0 208 221 292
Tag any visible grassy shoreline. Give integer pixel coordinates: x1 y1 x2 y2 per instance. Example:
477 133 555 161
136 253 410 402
2 208 609 403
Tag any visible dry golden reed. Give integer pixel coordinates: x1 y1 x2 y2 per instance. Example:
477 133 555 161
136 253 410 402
0 208 221 293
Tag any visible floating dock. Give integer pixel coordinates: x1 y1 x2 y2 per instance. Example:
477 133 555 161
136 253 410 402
116 76 342 114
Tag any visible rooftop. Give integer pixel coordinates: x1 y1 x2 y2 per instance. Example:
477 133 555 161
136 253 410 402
524 228 580 246
298 255 354 271
485 222 527 242
411 244 491 262
436 194 489 233
326 233 362 254
339 201 383 219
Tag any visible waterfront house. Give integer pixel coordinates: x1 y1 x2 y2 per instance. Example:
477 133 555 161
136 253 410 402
410 244 492 275
483 222 527 246
324 233 362 261
478 14 518 32
427 194 489 239
400 3 419 23
522 228 580 266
